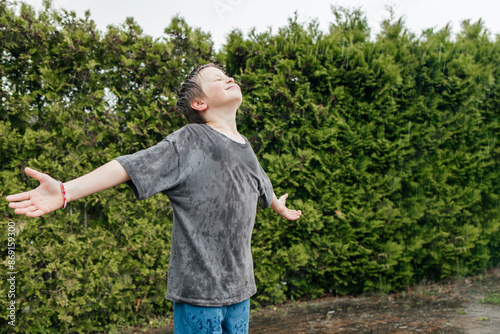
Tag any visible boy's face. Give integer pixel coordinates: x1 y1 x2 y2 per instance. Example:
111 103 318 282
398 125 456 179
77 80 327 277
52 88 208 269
196 67 242 111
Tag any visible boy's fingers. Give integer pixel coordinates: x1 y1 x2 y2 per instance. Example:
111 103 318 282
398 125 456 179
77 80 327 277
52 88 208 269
6 192 30 202
8 200 32 208
25 167 46 182
14 205 37 215
27 210 44 217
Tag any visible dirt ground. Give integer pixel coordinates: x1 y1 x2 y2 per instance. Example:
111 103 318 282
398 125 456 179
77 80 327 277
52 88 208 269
147 268 500 333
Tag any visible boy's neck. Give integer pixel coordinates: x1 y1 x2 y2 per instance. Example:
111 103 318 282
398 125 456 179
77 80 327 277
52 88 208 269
206 118 245 144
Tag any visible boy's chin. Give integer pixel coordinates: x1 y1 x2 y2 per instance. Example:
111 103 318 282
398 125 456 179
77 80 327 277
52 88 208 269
229 97 243 109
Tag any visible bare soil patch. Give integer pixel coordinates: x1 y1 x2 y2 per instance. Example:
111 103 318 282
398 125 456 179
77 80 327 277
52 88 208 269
249 268 500 333
144 268 500 333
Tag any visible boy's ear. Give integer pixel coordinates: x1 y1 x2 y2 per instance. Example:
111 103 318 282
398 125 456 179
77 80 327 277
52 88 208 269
190 98 208 111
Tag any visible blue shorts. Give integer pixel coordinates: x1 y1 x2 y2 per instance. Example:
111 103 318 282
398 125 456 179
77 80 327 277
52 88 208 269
173 298 250 334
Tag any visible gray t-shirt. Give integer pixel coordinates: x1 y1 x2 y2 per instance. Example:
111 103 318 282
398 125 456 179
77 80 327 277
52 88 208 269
115 124 274 307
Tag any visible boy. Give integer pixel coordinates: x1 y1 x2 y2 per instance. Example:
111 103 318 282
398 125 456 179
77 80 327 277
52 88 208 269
6 63 302 333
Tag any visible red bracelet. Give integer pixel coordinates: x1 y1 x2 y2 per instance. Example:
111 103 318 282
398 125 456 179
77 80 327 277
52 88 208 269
59 182 67 209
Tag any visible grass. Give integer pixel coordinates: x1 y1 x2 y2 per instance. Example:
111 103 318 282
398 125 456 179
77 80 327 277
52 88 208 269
480 292 500 306
478 268 500 306
105 316 173 334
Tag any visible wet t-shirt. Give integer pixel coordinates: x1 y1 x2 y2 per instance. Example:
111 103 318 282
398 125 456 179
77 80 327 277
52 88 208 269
115 124 274 307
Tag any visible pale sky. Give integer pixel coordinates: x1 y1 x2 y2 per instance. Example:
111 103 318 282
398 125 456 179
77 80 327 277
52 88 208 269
20 0 500 50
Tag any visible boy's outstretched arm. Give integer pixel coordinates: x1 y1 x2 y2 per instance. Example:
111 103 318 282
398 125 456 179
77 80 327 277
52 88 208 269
271 193 302 220
6 160 130 217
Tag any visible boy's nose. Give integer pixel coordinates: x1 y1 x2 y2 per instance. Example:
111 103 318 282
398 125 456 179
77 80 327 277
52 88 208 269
226 77 234 83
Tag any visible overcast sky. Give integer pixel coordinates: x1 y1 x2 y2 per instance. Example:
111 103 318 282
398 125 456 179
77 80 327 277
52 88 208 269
20 0 499 50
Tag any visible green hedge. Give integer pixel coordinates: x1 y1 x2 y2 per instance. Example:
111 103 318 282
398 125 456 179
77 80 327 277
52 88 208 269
230 8 499 301
0 2 498 332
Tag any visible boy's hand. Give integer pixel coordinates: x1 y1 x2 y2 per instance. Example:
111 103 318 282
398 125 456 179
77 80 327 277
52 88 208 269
6 168 64 217
271 193 302 220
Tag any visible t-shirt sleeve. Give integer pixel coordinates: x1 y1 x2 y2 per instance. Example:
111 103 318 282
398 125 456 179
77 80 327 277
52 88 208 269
115 139 179 200
258 164 274 208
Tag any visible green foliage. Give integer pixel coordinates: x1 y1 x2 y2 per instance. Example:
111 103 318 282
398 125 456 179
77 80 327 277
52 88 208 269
1 1 498 331
0 1 212 332
225 5 499 304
